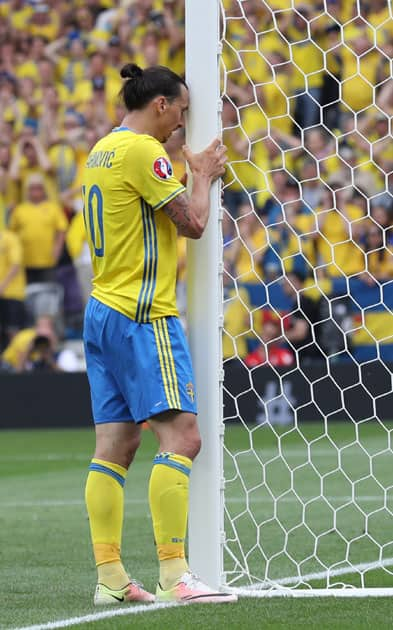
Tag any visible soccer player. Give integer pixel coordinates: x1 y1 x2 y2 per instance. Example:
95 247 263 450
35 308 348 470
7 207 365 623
83 63 237 605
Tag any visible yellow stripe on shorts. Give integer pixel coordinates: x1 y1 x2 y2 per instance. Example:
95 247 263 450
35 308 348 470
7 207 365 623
153 320 177 409
159 318 181 409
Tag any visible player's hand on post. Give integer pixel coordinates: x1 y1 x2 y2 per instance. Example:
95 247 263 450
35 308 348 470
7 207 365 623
182 138 227 183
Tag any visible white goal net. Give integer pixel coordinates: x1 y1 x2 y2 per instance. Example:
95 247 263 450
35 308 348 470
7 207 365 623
219 0 393 595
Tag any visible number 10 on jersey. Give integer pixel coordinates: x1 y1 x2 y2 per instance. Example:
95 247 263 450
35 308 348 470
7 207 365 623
82 184 105 257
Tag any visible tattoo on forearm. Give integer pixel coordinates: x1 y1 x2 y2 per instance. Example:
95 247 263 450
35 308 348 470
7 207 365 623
164 193 191 230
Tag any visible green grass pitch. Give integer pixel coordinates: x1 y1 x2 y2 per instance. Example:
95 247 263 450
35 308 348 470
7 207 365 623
2 422 393 629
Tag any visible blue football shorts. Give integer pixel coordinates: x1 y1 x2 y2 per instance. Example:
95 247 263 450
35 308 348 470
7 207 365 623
84 297 197 424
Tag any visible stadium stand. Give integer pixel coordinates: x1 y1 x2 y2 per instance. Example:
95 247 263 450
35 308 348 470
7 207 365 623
0 0 186 366
221 0 393 366
0 0 392 370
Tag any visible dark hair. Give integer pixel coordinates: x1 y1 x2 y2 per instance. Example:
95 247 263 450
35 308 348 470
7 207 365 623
285 177 299 190
119 63 187 111
32 335 51 350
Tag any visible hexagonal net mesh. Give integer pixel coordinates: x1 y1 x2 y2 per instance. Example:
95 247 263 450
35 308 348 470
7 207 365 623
220 0 393 593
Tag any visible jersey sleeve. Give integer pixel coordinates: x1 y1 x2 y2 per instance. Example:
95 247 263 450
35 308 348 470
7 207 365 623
123 135 186 211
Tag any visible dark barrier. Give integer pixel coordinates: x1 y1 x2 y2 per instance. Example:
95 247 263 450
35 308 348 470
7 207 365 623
0 372 92 429
0 360 392 429
223 359 393 425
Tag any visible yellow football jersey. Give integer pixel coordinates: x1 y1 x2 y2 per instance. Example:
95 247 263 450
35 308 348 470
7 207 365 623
83 128 186 322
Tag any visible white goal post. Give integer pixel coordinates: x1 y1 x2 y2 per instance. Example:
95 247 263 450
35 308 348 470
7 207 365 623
186 0 223 590
186 0 393 597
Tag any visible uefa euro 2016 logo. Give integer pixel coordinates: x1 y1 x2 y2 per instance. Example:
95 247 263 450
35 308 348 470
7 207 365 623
153 157 173 180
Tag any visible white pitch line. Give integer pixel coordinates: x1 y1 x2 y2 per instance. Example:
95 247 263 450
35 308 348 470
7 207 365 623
232 556 393 593
8 562 393 630
0 454 90 462
2 446 392 463
231 587 393 598
2 498 147 508
2 495 391 508
229 448 393 458
10 602 178 630
9 560 393 630
226 495 390 504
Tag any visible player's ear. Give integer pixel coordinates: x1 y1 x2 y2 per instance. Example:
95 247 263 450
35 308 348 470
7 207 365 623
156 96 167 113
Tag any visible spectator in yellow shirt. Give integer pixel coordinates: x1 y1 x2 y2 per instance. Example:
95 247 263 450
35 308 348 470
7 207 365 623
27 3 59 41
0 142 18 218
9 174 67 284
0 72 19 127
316 188 366 279
363 224 393 286
0 228 25 350
105 36 124 78
282 5 324 128
8 0 33 33
1 314 58 372
10 77 39 134
258 52 294 136
46 34 89 97
15 35 48 84
303 127 340 181
35 58 70 114
0 39 17 78
341 27 380 114
9 132 58 203
223 286 251 361
38 85 66 147
232 203 269 284
222 96 251 216
1 327 35 371
85 50 122 121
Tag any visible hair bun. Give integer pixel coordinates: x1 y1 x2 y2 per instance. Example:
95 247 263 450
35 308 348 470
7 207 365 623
120 63 143 80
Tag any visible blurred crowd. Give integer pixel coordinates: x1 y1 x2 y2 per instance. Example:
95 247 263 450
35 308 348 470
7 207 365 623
221 0 393 367
0 0 185 371
0 0 392 371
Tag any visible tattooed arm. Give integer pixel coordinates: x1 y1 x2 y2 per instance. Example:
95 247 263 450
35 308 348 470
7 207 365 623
163 183 209 239
163 138 227 239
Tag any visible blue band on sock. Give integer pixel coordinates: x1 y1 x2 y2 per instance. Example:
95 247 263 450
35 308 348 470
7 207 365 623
153 454 191 477
89 463 125 487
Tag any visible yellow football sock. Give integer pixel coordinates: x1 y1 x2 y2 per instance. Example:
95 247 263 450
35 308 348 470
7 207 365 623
159 557 188 591
97 561 129 590
149 452 192 590
85 458 129 590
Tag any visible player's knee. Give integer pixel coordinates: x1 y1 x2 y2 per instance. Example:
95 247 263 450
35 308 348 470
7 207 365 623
189 433 202 460
95 428 141 469
177 413 201 459
114 436 141 469
124 433 141 465
182 427 201 460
